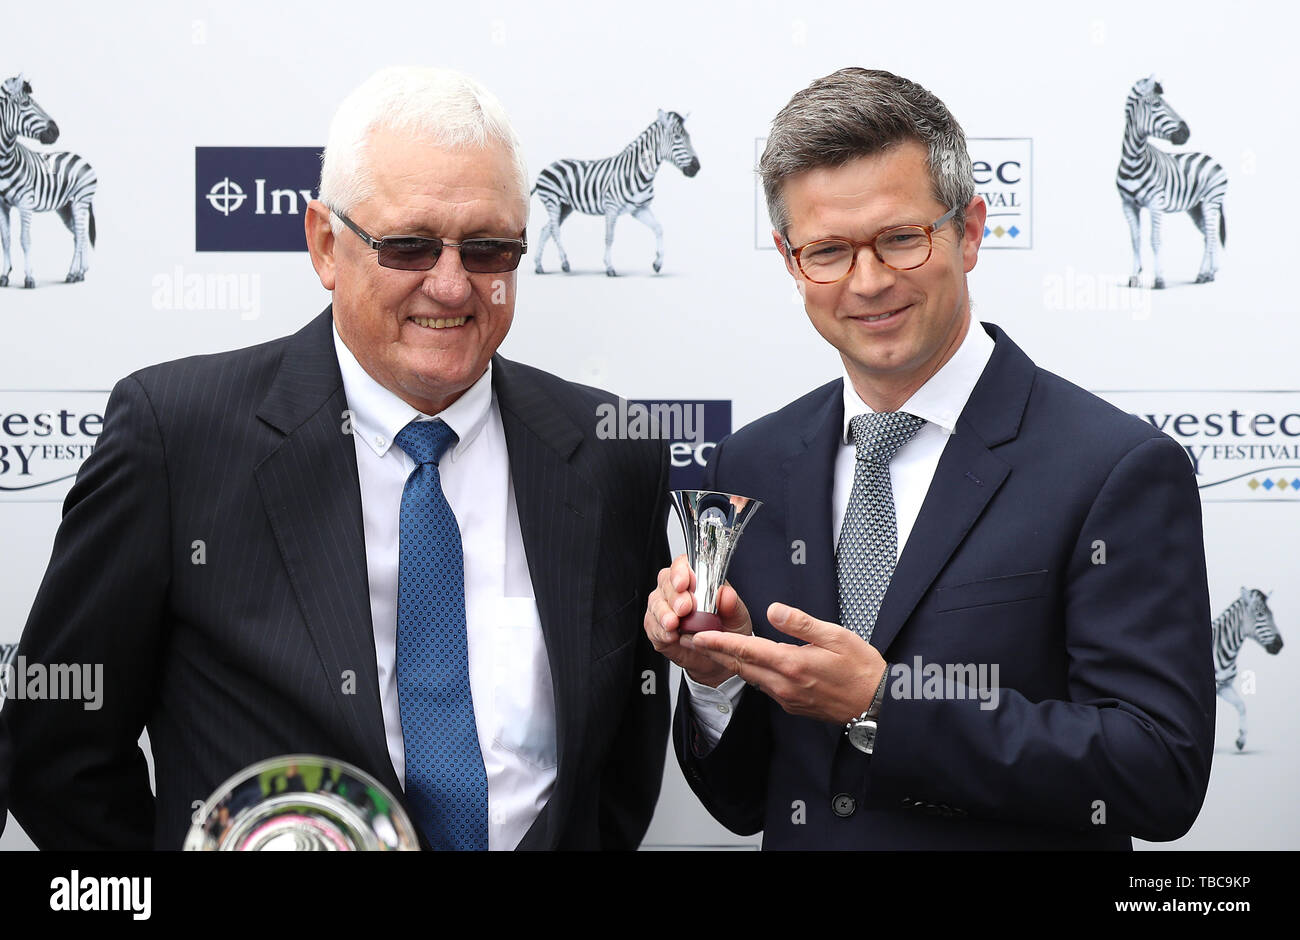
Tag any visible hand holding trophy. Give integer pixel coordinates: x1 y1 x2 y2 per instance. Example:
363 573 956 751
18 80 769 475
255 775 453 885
668 490 762 633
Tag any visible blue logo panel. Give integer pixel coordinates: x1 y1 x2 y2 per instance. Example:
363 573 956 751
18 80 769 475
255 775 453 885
628 399 732 491
196 147 323 251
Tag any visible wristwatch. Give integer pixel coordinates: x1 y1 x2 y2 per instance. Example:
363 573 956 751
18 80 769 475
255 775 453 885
845 665 889 755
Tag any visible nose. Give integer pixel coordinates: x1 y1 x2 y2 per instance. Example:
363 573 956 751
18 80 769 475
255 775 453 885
421 244 473 306
682 158 700 177
38 121 59 145
845 245 897 296
1169 122 1189 145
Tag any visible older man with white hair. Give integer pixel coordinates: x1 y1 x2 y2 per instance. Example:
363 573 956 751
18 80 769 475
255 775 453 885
2 67 670 851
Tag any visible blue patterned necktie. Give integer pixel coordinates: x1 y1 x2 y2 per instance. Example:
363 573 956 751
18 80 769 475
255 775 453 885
837 411 926 642
394 418 488 850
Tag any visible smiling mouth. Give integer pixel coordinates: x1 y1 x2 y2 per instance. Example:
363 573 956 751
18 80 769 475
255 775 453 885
410 316 469 329
857 305 909 323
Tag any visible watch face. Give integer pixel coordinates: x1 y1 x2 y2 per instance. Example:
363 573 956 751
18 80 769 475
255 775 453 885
848 719 877 754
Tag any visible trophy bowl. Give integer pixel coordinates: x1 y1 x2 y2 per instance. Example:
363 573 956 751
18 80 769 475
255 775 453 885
670 489 762 633
183 754 420 851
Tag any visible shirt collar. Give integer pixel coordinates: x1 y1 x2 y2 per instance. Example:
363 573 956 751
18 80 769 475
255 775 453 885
332 321 493 462
841 318 996 443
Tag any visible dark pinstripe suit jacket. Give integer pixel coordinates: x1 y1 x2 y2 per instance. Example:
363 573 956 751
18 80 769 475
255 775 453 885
674 324 1214 848
2 309 670 850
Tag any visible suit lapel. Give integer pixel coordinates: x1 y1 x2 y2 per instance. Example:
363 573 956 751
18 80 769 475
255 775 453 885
253 309 402 798
491 356 602 850
778 385 842 629
868 325 1035 657
773 386 852 752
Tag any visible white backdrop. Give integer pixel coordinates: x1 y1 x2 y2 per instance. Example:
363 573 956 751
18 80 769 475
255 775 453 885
2 0 1295 850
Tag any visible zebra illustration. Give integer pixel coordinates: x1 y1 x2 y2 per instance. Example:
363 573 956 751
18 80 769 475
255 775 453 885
1213 587 1284 751
0 74 97 288
1116 75 1227 289
532 109 699 277
0 642 16 706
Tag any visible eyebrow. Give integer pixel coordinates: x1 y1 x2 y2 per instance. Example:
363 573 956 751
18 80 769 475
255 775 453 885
385 220 520 238
799 216 933 243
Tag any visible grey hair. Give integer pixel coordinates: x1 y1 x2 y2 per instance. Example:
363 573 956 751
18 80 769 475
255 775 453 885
759 67 973 242
318 66 529 232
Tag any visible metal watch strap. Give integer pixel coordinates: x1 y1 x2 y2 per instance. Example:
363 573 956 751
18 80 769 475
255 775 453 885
866 663 889 717
845 664 890 736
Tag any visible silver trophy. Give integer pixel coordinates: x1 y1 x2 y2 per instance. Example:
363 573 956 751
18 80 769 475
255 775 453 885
669 490 762 633
183 754 420 851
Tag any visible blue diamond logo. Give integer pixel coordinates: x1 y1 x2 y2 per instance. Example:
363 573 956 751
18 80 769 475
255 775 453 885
983 226 991 238
1008 226 1020 238
1292 478 1300 490
1263 478 1275 490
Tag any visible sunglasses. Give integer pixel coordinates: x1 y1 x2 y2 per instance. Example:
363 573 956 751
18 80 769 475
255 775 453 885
330 206 527 273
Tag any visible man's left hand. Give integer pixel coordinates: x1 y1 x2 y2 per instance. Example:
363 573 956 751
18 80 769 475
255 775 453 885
689 602 888 724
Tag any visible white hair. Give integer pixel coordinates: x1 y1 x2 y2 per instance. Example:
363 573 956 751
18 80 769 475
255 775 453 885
318 66 529 232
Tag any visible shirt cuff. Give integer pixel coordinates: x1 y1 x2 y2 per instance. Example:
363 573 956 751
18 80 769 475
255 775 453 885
684 673 747 755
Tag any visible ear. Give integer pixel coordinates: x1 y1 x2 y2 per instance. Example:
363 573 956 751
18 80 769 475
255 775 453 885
304 199 337 291
960 195 987 273
658 108 667 122
772 229 798 277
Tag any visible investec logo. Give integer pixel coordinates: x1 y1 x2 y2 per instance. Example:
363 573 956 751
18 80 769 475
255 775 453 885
196 147 322 251
751 136 1032 250
968 138 1031 249
1097 390 1300 501
0 390 108 502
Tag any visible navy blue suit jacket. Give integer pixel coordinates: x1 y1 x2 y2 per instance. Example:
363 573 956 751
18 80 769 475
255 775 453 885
2 309 670 850
675 323 1215 849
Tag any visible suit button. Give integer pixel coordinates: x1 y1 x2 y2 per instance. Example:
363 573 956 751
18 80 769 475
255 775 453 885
832 793 856 818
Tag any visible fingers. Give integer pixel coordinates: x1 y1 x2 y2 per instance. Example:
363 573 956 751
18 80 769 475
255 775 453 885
655 556 696 620
669 554 694 594
715 583 752 635
643 569 739 687
643 600 671 649
688 630 786 690
646 555 698 647
645 586 682 646
767 602 852 651
690 629 777 670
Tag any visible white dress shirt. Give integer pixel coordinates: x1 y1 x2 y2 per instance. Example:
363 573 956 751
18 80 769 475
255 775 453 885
687 320 996 746
333 324 556 849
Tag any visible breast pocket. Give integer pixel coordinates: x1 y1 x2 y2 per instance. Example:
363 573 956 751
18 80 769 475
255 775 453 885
934 569 1051 612
590 593 641 662
489 597 558 771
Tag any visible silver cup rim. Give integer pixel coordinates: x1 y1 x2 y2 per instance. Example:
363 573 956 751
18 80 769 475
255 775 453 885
183 753 419 851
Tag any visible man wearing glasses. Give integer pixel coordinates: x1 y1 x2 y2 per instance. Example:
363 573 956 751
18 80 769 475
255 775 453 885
645 67 1214 848
4 67 669 850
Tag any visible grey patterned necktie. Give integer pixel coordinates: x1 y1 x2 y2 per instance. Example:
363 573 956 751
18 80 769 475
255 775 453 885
837 411 926 642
